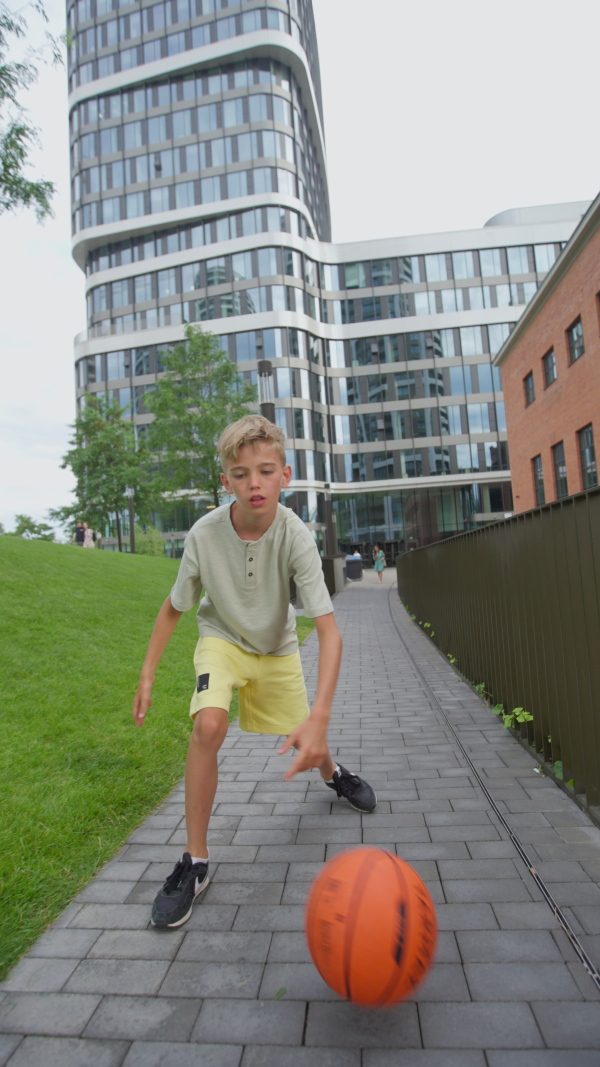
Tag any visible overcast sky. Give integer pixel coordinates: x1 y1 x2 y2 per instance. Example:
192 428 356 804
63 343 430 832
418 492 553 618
1 0 598 533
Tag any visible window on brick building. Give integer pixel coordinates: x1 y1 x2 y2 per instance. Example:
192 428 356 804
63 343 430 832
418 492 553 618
567 317 585 363
552 441 568 499
532 454 545 505
543 348 557 387
523 371 535 406
578 424 597 489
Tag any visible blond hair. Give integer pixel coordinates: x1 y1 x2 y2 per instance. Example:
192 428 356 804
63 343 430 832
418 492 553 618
218 414 287 468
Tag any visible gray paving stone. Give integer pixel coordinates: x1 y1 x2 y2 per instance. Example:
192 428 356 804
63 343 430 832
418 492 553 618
88 929 184 960
0 958 79 993
242 1049 360 1067
210 862 288 883
267 933 312 964
122 1041 242 1067
304 1001 421 1048
0 994 101 1036
438 859 518 880
255 846 325 862
492 903 565 930
531 1001 600 1047
191 999 305 1045
6 1036 129 1067
364 1053 485 1067
434 904 498 930
84 996 200 1041
26 930 101 960
259 962 338 1001
176 932 271 963
410 962 470 1002
96 862 150 882
75 882 137 905
69 905 150 930
233 906 305 931
64 958 170 995
181 905 238 931
443 879 532 903
456 930 562 962
419 1002 544 1048
204 881 284 905
0 1035 21 1066
487 1054 600 1066
464 962 583 1001
159 961 263 999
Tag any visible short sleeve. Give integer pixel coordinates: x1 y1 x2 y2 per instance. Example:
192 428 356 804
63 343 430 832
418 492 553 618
292 541 333 619
169 533 203 612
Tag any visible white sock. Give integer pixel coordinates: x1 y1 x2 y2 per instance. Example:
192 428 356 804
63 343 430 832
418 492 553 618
187 854 209 865
326 764 341 784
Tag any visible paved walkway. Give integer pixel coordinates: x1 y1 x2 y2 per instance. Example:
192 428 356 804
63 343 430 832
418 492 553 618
2 569 600 1065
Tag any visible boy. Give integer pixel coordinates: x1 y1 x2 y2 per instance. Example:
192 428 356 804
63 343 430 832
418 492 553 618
132 414 376 928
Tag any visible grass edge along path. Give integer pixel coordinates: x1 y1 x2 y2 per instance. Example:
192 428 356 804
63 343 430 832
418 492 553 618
0 538 314 979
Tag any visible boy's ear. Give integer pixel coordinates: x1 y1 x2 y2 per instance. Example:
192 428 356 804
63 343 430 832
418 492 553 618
220 471 232 493
281 464 292 487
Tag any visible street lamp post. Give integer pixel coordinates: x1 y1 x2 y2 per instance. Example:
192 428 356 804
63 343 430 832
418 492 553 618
125 486 135 554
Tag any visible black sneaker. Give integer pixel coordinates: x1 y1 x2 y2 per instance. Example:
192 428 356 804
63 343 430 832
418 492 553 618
151 853 209 928
326 764 377 813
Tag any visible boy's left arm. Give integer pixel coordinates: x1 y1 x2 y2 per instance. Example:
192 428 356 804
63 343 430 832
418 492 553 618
279 612 342 780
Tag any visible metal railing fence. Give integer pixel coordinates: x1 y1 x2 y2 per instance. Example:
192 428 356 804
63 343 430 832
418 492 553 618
395 487 600 825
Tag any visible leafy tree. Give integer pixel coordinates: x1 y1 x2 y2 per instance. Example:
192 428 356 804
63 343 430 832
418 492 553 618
0 521 5 534
50 395 157 552
134 523 165 557
0 2 64 220
146 325 257 508
12 513 54 540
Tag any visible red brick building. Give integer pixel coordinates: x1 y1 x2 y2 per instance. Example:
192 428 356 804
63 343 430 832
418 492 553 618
495 194 600 512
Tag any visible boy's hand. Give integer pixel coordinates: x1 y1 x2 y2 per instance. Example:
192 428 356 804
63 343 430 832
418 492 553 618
132 677 153 727
279 717 329 781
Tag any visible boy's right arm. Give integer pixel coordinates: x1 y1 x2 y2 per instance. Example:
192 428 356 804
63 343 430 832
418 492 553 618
132 595 183 727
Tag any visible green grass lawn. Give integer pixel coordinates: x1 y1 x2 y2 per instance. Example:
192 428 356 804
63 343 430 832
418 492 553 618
0 537 314 978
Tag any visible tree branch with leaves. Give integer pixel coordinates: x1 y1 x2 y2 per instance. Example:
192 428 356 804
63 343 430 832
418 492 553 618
146 326 258 508
0 1 64 221
50 395 157 551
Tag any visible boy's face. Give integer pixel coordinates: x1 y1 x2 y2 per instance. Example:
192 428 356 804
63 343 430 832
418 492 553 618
221 441 292 519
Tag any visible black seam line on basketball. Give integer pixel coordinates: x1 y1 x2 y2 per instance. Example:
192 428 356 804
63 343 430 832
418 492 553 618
343 848 380 1003
378 847 412 1007
386 581 600 995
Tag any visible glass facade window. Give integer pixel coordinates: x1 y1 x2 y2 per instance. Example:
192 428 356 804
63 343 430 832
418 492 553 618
480 248 503 277
523 371 535 406
552 441 568 499
543 348 557 387
533 455 545 505
372 259 393 286
507 246 531 275
425 253 447 282
578 424 597 488
534 244 558 273
567 317 585 363
344 262 367 289
452 251 476 279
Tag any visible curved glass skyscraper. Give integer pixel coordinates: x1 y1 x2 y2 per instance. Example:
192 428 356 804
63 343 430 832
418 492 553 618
68 0 588 553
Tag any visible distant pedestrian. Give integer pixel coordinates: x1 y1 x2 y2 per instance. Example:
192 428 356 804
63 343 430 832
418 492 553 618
373 543 386 583
83 523 95 548
73 521 84 546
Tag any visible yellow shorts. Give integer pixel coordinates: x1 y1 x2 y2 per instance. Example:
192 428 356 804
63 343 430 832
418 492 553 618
189 636 310 735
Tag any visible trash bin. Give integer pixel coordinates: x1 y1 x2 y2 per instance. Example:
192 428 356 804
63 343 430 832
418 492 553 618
345 556 363 581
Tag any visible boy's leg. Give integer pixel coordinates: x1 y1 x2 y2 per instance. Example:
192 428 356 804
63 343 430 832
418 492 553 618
185 706 229 856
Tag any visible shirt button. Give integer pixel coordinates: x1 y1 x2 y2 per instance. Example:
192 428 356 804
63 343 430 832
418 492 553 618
248 557 253 561
248 572 253 577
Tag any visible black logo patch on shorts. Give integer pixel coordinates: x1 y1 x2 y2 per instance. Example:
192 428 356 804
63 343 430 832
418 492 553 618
197 673 210 693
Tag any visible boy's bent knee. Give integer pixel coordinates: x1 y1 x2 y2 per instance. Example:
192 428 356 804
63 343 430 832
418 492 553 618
191 707 229 749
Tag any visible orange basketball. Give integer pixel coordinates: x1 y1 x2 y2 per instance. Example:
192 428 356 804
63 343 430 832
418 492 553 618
305 846 437 1007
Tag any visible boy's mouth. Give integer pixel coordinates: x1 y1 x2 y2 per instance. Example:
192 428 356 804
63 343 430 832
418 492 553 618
249 495 266 506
